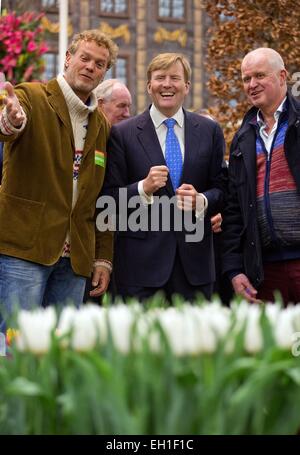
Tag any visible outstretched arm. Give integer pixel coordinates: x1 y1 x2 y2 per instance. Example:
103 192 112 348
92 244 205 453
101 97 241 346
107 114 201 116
0 82 26 136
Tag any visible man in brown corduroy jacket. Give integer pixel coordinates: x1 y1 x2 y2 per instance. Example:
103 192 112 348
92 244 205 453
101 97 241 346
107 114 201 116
0 30 118 329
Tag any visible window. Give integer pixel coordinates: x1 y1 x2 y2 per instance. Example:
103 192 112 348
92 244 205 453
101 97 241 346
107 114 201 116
99 0 129 15
158 0 185 20
41 0 58 9
105 57 129 86
43 52 59 81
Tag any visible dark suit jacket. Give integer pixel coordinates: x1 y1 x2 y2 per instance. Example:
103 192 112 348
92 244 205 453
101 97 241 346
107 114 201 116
102 108 225 288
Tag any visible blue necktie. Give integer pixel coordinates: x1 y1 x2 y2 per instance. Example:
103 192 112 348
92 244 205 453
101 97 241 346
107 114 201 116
164 118 183 190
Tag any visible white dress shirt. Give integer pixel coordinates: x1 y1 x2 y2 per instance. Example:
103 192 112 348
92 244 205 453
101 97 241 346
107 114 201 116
149 104 185 159
257 96 286 157
138 105 207 215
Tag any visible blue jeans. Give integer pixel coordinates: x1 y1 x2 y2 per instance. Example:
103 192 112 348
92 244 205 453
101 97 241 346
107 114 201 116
0 255 86 332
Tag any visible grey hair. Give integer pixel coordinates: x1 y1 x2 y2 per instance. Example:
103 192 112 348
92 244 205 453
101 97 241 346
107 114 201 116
94 78 127 101
242 48 286 71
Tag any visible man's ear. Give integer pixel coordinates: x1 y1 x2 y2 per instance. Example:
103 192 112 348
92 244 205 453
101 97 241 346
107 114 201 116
147 81 151 94
280 68 287 86
65 50 71 69
185 80 191 93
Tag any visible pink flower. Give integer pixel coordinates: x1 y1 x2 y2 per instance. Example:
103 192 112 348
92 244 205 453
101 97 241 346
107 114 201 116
6 38 23 55
25 30 35 40
38 43 49 55
1 55 17 71
23 65 34 81
27 41 37 52
0 11 48 84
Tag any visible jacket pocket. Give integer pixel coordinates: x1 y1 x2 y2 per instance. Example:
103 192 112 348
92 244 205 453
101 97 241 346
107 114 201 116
0 192 45 250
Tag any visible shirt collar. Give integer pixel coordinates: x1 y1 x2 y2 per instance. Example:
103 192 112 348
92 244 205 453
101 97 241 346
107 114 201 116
150 104 184 129
256 96 287 127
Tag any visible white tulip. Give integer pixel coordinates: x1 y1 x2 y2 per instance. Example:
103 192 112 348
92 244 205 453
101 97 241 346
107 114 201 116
288 304 300 332
81 304 108 345
193 309 217 354
244 305 263 353
135 312 160 352
153 305 217 356
16 307 56 354
180 307 202 355
57 306 77 347
58 305 107 351
202 304 231 339
274 307 296 349
265 302 281 327
156 307 186 356
107 304 136 354
232 300 252 328
71 312 97 352
57 306 77 335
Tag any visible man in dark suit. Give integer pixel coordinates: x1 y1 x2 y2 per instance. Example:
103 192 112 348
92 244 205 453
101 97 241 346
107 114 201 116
101 53 225 302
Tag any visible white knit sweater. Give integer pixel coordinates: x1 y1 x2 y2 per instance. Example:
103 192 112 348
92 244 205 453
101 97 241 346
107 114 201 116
57 74 98 257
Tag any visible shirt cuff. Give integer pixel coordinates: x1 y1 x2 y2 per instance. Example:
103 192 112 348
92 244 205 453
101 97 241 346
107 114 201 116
138 180 154 206
93 259 113 273
227 270 243 281
0 106 27 135
195 193 208 218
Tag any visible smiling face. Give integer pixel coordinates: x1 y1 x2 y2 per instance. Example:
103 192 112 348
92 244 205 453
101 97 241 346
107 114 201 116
64 40 110 102
147 60 190 117
241 50 287 116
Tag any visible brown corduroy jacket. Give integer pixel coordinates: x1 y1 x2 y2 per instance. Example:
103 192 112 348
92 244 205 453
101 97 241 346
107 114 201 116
0 79 113 277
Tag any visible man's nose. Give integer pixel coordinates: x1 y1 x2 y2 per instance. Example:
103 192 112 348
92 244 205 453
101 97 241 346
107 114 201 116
85 60 95 72
249 76 258 88
162 77 172 86
123 107 130 117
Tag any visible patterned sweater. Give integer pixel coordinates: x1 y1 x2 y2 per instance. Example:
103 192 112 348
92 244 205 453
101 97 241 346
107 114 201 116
254 106 300 261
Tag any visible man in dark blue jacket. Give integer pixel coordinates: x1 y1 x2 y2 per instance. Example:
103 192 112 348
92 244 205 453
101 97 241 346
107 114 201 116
102 53 225 302
222 47 300 305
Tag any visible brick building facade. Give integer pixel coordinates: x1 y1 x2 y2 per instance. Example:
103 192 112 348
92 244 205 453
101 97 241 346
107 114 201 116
2 0 208 114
